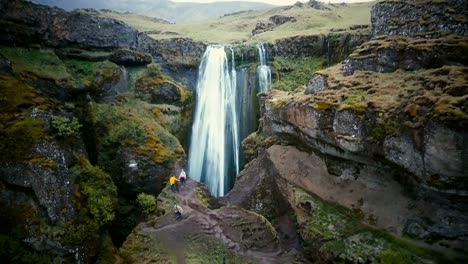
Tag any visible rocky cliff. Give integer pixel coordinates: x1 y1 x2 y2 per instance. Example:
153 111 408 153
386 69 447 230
226 0 468 263
0 0 197 262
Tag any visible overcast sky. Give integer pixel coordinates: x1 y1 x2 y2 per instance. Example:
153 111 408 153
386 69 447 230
172 0 374 5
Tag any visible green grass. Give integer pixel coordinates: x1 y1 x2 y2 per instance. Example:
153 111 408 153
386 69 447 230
0 46 72 82
98 2 374 44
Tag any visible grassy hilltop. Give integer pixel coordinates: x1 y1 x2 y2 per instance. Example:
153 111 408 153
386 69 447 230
98 1 374 44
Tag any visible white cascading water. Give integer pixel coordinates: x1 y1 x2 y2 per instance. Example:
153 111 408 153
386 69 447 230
188 45 240 197
256 43 271 93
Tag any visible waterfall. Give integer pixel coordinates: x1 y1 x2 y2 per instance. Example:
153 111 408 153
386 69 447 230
256 43 271 93
188 45 240 197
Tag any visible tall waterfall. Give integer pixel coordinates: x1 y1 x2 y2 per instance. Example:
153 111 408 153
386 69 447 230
188 45 240 197
256 43 271 93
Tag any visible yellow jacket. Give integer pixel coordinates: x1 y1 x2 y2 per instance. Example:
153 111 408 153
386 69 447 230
169 176 179 185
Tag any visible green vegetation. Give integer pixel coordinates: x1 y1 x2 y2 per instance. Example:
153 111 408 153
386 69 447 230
0 75 47 160
272 56 325 91
136 193 158 214
98 2 374 44
50 115 82 138
0 234 57 264
64 59 120 89
294 188 451 263
65 160 117 244
95 232 117 264
0 46 72 84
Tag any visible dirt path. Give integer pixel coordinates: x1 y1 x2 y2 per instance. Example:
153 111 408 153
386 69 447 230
139 179 299 263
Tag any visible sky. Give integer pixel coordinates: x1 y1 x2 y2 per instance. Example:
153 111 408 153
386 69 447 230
172 0 374 5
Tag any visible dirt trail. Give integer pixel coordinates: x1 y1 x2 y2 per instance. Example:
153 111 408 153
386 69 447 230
139 179 300 263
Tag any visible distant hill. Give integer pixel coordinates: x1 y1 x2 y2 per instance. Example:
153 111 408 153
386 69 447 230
31 0 274 23
96 1 375 44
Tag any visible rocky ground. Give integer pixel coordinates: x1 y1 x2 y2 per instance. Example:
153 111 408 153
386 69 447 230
120 179 306 263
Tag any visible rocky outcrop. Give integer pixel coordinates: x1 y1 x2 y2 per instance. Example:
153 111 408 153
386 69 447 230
269 15 296 25
343 35 468 76
252 22 275 36
120 180 301 263
371 0 468 38
227 145 468 262
307 0 330 10
150 38 206 70
274 32 369 65
0 0 143 49
0 0 206 84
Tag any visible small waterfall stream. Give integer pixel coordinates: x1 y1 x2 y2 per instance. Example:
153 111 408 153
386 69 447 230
188 45 240 197
256 43 271 93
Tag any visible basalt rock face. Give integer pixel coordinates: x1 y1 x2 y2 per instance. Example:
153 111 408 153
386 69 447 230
344 0 468 76
0 0 206 84
274 32 369 65
371 0 468 38
0 0 141 50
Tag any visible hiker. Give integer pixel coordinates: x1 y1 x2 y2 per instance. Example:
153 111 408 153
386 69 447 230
179 169 187 186
174 204 183 221
169 175 179 193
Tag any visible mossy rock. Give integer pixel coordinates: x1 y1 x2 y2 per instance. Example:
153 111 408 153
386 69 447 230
135 63 190 106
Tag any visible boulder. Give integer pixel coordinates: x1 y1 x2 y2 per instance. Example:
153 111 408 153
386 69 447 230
305 73 328 94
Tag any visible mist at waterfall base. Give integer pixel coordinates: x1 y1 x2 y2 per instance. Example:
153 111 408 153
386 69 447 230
188 44 268 197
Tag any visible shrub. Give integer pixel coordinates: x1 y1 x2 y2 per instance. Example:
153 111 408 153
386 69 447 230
51 115 82 138
136 193 157 214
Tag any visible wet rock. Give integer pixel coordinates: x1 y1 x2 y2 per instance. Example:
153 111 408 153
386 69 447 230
305 73 328 94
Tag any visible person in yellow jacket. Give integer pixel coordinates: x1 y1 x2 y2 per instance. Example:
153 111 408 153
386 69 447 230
169 175 179 193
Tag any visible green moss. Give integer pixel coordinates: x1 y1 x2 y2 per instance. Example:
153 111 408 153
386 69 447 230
64 59 120 90
195 188 211 208
95 232 117 264
311 101 333 111
294 187 453 263
50 115 82 138
30 156 57 171
136 193 157 215
0 46 72 84
295 189 359 241
0 116 45 160
0 234 56 264
65 159 117 245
